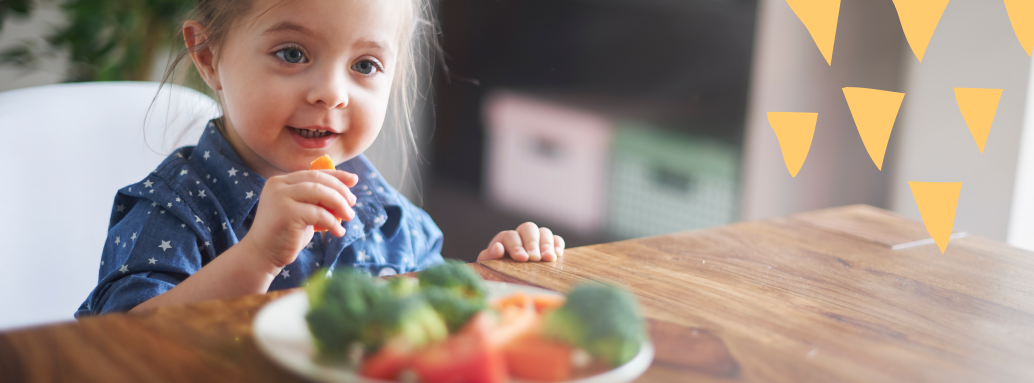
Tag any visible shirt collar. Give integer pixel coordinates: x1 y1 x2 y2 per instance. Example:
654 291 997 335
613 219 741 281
188 120 403 237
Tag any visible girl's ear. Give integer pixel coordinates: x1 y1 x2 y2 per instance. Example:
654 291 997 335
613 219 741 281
183 20 222 91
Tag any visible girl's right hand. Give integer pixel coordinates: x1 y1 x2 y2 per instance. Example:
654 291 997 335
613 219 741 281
242 169 358 270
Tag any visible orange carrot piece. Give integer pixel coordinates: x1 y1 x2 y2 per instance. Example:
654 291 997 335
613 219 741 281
309 155 340 232
492 292 531 311
310 155 335 171
532 295 566 313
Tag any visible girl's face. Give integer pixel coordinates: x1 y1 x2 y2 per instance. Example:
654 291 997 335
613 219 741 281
202 0 403 178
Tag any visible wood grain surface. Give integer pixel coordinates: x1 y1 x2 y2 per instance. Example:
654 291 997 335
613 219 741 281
1 204 1031 382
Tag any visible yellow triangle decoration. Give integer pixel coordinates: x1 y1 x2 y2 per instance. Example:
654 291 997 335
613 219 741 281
1005 0 1034 56
908 181 962 254
842 87 905 170
786 0 841 66
768 112 818 177
954 88 1003 153
891 0 950 62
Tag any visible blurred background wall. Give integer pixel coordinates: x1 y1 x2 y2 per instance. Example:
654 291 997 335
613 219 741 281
1 0 1032 262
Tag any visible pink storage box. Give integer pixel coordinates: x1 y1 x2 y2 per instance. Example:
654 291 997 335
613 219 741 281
482 90 612 236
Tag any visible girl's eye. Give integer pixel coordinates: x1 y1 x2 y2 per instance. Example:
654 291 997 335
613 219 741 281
352 60 379 75
275 47 307 64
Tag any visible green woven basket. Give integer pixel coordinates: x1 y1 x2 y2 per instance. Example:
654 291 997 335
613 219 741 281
607 122 739 240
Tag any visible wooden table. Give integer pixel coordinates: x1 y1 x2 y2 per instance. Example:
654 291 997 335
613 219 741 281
2 205 1032 382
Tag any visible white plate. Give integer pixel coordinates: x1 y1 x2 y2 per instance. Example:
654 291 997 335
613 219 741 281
253 280 654 383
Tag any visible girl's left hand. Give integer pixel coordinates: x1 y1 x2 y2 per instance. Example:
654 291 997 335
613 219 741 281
477 222 565 262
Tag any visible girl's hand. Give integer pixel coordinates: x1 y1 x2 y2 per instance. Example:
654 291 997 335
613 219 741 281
241 169 358 270
477 222 566 262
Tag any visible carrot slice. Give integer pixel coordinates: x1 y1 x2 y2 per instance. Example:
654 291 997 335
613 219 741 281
492 292 531 311
309 155 340 232
310 155 335 171
532 295 566 314
493 292 566 314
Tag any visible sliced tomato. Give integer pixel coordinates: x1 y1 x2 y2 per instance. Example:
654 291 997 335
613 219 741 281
504 333 574 382
412 312 507 383
360 338 414 381
309 154 342 232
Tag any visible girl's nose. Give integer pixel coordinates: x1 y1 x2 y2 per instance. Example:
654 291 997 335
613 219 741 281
306 68 349 109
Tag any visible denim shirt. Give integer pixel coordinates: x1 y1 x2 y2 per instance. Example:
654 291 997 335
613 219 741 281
76 121 444 317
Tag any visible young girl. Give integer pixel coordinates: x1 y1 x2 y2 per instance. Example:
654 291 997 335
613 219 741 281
76 0 564 317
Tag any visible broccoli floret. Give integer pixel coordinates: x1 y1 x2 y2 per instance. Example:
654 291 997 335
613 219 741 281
305 268 449 358
305 268 385 358
385 276 421 297
418 260 486 299
362 294 448 349
543 283 646 366
422 285 487 332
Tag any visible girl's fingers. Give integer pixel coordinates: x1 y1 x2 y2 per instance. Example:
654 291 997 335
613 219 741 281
292 200 346 237
539 227 556 262
477 242 505 261
554 235 565 257
493 230 528 262
317 169 360 189
284 182 355 222
280 170 357 206
516 222 541 262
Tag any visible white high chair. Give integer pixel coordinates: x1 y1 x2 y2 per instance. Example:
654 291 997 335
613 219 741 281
0 81 220 330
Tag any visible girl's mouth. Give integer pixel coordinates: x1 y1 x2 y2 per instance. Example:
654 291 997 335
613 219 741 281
289 126 339 148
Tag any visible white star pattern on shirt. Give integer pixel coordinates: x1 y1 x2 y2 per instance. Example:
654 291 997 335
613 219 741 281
281 269 291 278
101 260 104 265
180 169 188 176
175 197 181 202
244 172 249 177
203 151 211 160
222 222 227 230
245 191 254 199
228 167 238 177
148 257 157 264
151 202 157 207
130 232 137 240
205 241 211 247
116 204 126 213
181 224 185 228
159 240 172 251
195 215 204 224
115 236 120 245
123 243 126 248
175 152 183 158
306 241 314 249
373 232 382 242
150 189 155 193
119 265 129 273
160 210 165 214
167 203 173 208
198 189 207 198
143 179 154 188
357 249 368 262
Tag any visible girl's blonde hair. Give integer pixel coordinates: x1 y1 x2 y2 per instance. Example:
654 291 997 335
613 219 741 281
155 0 440 190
